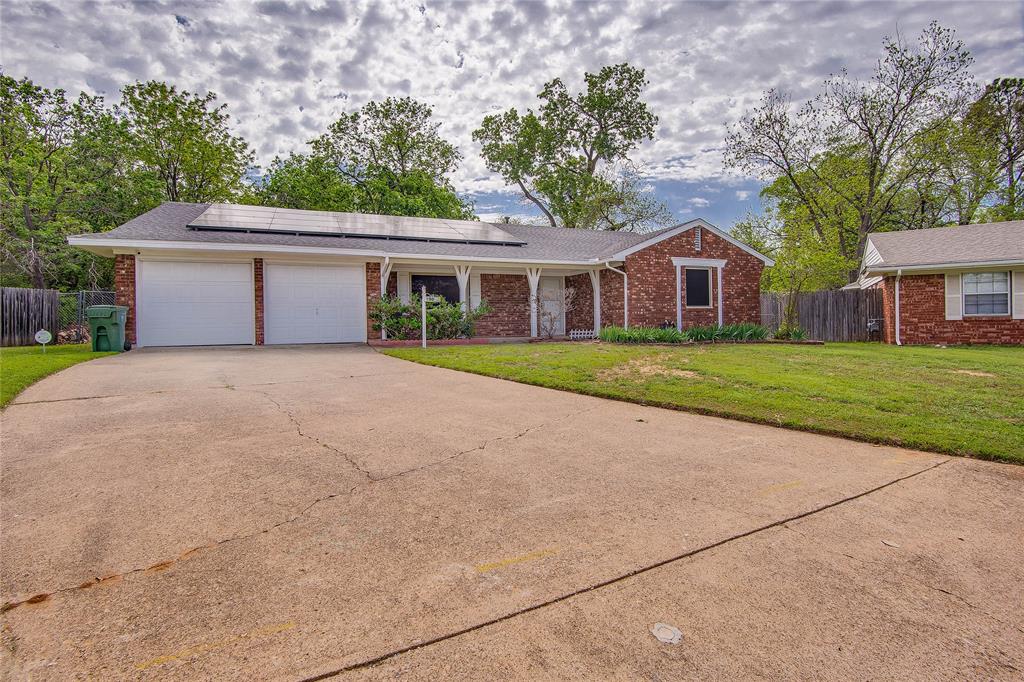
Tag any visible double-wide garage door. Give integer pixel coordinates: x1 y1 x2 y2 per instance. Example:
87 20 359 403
137 260 365 347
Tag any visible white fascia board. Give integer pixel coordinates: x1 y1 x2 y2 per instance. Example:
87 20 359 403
66 236 601 268
864 259 1024 275
607 219 776 266
671 256 727 268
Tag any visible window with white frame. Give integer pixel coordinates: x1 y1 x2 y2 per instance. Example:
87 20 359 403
962 272 1010 315
684 267 712 307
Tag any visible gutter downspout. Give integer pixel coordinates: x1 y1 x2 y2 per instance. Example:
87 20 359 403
894 269 902 346
604 262 628 328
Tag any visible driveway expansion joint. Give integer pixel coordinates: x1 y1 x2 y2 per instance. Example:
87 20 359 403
297 458 953 681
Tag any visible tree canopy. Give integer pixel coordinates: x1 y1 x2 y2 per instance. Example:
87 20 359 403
119 81 254 203
725 23 1023 289
302 96 473 220
474 63 672 231
1 74 253 290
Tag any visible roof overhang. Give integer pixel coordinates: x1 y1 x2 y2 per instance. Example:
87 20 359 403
66 236 605 269
607 219 775 266
864 258 1024 276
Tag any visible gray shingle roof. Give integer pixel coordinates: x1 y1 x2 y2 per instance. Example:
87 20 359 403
76 202 675 263
866 221 1024 270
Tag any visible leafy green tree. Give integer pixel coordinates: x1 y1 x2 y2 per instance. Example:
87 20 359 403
0 74 157 289
970 78 1024 220
310 97 473 219
118 81 254 203
725 22 975 281
474 63 671 231
250 153 357 212
891 115 1001 229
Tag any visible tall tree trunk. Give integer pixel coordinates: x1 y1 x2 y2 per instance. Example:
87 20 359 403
28 237 45 289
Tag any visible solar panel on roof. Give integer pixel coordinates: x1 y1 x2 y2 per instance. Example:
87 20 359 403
187 204 526 246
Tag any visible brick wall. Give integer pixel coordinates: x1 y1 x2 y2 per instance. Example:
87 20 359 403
882 273 1023 345
114 254 137 345
623 228 764 328
565 273 594 331
253 258 265 345
365 262 381 340
600 268 625 327
476 273 531 336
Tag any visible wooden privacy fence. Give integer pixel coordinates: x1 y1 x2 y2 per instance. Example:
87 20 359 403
760 289 884 342
1 287 60 346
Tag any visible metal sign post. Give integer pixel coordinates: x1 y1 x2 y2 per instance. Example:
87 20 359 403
35 329 52 353
421 285 427 349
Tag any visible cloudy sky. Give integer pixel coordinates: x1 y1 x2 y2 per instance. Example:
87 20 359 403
2 0 1022 227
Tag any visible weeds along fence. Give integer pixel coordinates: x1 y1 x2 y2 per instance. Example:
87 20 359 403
1 287 60 346
760 289 884 342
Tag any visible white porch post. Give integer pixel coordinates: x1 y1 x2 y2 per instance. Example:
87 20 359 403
716 265 724 327
588 269 601 333
526 267 542 338
675 263 682 331
380 257 393 340
454 265 472 313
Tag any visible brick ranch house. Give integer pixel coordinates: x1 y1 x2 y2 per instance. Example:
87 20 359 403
68 202 773 348
857 220 1024 345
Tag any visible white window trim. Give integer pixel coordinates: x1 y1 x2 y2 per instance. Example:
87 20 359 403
684 267 714 309
961 271 1011 317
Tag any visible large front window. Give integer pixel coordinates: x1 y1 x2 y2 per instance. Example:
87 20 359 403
411 275 460 304
963 272 1009 316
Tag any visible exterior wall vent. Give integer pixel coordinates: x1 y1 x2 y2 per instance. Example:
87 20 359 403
694 226 702 252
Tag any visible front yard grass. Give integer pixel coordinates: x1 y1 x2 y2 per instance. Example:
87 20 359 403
0 344 116 408
383 342 1024 464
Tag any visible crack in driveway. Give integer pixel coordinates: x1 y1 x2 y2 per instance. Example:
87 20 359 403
0 395 596 614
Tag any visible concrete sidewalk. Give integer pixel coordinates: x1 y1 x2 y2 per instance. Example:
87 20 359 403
1 345 1021 680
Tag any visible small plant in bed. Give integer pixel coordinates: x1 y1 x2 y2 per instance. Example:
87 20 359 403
598 323 769 344
773 324 808 341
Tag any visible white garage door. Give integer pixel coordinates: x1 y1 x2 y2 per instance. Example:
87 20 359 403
265 263 366 344
139 260 254 346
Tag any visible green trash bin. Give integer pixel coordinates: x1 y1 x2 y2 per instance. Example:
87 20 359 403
86 305 130 352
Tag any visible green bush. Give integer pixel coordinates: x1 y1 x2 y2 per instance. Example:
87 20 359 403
598 323 769 344
719 322 770 340
598 326 685 343
370 294 492 340
774 324 808 341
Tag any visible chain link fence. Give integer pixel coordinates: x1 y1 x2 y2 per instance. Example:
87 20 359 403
58 290 116 343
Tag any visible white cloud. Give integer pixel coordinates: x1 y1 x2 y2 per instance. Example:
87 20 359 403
735 190 751 200
688 197 711 208
2 0 1021 208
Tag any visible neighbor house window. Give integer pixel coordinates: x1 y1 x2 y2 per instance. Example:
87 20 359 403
962 272 1010 315
411 275 460 304
685 268 711 307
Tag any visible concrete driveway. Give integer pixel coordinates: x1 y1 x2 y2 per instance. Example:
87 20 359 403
1 345 1021 680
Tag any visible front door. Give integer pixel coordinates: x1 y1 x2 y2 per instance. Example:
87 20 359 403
538 276 565 336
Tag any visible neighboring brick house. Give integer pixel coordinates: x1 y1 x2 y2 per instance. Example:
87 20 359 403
858 221 1024 345
68 203 772 348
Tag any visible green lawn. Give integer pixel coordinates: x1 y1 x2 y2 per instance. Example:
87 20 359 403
383 342 1024 464
0 344 116 408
